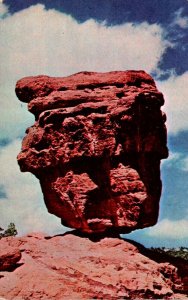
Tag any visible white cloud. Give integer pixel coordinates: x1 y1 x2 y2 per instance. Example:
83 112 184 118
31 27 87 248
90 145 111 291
166 151 182 163
0 139 67 236
180 155 188 172
162 150 188 172
157 71 188 134
147 218 188 239
0 4 170 141
173 8 188 29
0 86 34 140
0 2 8 17
0 4 169 81
161 151 182 168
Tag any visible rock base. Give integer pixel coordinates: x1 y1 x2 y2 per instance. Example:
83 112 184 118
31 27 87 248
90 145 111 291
0 233 187 299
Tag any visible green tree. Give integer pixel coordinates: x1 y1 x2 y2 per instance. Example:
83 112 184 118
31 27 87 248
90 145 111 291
0 223 18 238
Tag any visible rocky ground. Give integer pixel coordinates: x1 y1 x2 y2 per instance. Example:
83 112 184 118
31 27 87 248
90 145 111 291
0 232 187 299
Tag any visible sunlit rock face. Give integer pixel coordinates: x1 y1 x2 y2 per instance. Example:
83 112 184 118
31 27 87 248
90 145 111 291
0 234 185 299
16 71 168 234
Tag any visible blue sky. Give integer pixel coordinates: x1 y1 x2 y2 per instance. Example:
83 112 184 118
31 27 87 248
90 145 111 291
0 0 188 247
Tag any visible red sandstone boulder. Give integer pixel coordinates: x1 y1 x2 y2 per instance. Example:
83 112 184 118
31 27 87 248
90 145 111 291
0 240 21 271
16 71 168 234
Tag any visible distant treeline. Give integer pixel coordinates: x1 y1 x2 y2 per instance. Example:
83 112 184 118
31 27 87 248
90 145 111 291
150 247 188 261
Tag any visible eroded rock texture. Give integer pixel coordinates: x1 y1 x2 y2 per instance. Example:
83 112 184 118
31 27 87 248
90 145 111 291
0 233 186 299
16 71 168 234
0 242 21 271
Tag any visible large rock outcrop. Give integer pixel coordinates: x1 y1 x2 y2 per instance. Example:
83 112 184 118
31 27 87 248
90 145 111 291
16 71 168 234
0 233 187 299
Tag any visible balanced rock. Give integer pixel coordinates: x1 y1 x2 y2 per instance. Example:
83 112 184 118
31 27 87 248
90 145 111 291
16 71 168 234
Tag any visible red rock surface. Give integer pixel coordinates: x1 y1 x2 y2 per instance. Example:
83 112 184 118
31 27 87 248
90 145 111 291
0 241 21 271
0 233 187 299
16 71 168 234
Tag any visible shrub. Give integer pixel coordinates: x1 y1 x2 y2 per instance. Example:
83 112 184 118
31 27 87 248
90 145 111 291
0 223 18 238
